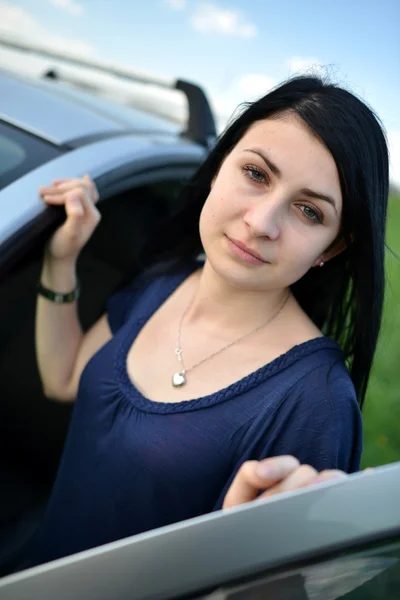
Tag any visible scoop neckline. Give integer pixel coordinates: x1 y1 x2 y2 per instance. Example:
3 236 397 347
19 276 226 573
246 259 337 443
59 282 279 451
114 270 343 414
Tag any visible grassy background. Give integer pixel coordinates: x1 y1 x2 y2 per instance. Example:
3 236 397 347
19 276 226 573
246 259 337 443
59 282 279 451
362 194 400 467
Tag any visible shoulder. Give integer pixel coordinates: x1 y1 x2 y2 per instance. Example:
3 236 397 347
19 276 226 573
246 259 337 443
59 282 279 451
287 348 359 414
106 260 199 334
281 352 362 462
262 350 362 471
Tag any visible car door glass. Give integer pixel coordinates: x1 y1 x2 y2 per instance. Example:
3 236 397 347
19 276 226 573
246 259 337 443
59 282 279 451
0 121 62 190
0 134 25 177
202 538 400 600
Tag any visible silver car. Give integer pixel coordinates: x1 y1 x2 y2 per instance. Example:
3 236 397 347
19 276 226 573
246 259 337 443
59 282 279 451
0 45 399 599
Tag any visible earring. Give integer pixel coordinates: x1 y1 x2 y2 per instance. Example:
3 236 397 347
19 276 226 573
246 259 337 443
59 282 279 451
319 261 325 267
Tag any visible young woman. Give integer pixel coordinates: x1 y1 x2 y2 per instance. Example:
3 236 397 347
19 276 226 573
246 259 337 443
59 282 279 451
31 75 388 565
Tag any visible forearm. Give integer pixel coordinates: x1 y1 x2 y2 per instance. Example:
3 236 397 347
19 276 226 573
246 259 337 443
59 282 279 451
35 253 83 401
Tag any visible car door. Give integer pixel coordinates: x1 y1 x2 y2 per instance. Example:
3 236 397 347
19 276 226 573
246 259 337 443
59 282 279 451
0 461 399 599
0 134 205 576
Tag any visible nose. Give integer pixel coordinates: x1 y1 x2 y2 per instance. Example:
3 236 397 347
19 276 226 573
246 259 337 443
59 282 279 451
243 196 282 240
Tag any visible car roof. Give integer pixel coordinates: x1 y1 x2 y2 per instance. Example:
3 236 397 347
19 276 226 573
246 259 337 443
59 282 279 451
0 69 181 146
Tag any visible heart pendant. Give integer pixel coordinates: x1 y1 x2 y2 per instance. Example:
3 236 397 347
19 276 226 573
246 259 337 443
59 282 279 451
172 371 186 387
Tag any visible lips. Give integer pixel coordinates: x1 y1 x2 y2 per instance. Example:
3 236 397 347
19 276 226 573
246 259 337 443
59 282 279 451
227 236 268 263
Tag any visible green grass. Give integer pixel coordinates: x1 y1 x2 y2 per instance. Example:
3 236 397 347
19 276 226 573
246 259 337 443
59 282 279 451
361 195 400 468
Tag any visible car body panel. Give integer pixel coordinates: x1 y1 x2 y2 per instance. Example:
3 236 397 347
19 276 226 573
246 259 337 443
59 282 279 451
0 134 205 247
0 462 399 599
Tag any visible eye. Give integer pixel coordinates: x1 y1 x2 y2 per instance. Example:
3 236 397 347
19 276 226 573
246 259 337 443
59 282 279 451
297 204 324 224
242 165 268 184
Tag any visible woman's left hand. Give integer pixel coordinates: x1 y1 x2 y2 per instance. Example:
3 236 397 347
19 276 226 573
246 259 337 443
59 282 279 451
223 456 346 509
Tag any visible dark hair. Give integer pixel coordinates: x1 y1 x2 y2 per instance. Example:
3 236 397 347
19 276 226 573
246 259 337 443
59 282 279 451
141 75 389 407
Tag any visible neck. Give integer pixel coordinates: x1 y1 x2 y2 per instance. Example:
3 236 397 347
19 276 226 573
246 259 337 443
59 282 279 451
184 260 290 334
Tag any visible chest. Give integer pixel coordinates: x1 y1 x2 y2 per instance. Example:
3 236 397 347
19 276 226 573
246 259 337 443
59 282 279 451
125 303 288 404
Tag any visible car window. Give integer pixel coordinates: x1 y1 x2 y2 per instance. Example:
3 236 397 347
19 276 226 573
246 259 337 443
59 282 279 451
202 538 400 600
0 121 63 190
0 134 25 176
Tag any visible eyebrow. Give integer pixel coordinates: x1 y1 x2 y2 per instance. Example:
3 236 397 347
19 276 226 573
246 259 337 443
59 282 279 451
243 147 338 213
300 188 338 213
243 148 281 177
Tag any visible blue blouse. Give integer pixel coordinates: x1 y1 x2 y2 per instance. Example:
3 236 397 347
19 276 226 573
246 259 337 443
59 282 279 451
30 263 362 566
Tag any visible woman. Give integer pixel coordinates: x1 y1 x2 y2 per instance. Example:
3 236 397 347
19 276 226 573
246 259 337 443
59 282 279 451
32 76 388 565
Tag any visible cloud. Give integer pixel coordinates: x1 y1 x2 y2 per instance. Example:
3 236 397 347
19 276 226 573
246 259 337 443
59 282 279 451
0 1 93 55
211 73 275 130
165 0 187 9
286 56 323 74
190 2 257 38
235 74 276 98
48 0 83 17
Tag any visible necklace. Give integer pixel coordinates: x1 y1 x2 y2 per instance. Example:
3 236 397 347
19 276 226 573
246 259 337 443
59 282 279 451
172 291 291 388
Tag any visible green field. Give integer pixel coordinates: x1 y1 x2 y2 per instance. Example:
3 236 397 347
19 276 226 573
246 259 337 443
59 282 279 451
362 194 400 468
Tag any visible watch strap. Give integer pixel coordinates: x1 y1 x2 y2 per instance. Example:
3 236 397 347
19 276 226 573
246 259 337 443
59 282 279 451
37 280 80 304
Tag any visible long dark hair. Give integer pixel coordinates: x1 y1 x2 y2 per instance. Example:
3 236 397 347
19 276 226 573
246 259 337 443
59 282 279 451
141 75 389 407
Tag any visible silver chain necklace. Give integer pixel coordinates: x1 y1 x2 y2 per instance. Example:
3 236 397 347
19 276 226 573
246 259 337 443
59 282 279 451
172 290 291 387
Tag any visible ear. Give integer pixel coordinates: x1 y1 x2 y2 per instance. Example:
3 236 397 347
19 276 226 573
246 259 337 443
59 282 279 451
314 236 348 267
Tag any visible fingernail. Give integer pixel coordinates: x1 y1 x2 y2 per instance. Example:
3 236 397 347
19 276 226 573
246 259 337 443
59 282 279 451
313 472 345 484
256 463 273 479
256 457 298 480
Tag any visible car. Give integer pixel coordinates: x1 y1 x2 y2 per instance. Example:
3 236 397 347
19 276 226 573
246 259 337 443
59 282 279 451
0 40 214 578
0 38 399 599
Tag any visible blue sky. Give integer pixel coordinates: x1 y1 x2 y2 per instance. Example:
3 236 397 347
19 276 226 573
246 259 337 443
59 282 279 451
1 0 399 181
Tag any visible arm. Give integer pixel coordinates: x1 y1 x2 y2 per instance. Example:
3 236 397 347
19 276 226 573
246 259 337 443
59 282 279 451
35 176 110 402
36 267 111 402
266 366 363 473
245 363 363 474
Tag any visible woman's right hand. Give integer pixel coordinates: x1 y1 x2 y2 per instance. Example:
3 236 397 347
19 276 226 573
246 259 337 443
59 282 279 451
39 175 101 262
223 457 347 509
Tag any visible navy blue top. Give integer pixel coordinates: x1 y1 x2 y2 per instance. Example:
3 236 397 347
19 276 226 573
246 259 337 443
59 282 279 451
30 263 362 566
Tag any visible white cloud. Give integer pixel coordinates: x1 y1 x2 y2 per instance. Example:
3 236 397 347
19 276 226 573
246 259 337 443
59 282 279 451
191 2 257 38
48 0 83 17
0 1 93 55
235 74 276 98
211 73 275 130
165 0 187 9
286 56 323 75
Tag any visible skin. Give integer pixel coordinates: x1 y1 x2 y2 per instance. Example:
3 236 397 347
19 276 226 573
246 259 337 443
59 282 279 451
197 113 344 305
223 456 347 509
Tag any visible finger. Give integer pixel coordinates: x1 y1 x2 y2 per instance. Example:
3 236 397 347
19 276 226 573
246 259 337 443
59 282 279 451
41 194 69 205
308 469 346 486
74 185 101 221
83 174 99 203
223 456 300 509
51 177 71 185
260 464 318 499
51 179 70 186
62 195 85 237
40 180 82 195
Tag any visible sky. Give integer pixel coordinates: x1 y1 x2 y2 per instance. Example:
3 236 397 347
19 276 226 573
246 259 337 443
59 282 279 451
0 0 399 184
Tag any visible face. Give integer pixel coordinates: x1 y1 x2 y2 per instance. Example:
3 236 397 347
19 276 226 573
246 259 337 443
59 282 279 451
199 113 343 292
